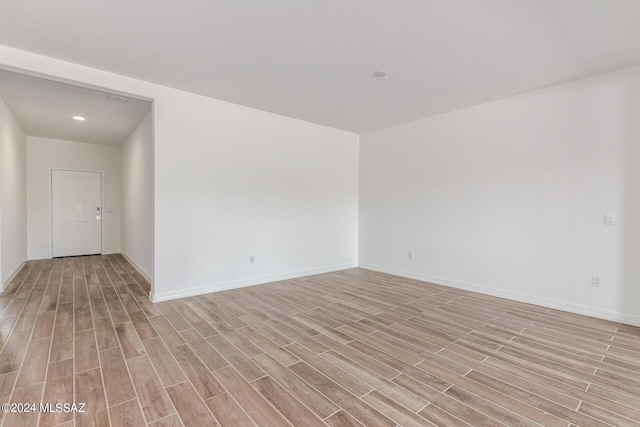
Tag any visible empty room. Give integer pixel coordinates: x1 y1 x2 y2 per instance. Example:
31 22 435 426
1 1 640 426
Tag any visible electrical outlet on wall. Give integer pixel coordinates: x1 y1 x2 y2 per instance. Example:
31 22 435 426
249 255 255 264
408 251 414 260
591 276 601 287
603 213 615 226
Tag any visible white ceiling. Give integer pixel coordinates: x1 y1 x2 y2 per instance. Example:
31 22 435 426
0 70 151 146
1 1 640 133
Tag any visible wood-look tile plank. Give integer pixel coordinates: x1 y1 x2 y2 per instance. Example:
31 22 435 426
55 302 73 326
129 311 158 341
466 371 600 425
285 343 372 397
438 349 581 410
351 342 449 392
99 347 137 407
323 350 428 411
362 390 435 427
431 389 533 427
75 306 93 331
358 319 442 354
417 403 470 427
40 359 74 425
338 324 423 365
201 298 247 328
252 375 327 427
31 311 55 340
142 337 186 387
0 331 30 374
87 278 103 302
156 304 191 331
135 296 163 317
325 410 367 427
148 414 185 427
579 401 639 427
289 361 395 427
237 325 299 366
115 322 146 359
101 286 119 302
127 355 174 423
187 301 225 327
252 353 338 418
292 313 352 343
15 337 50 387
180 329 229 371
213 366 291 426
109 399 147 427
180 308 218 337
148 315 184 347
587 383 640 412
166 381 220 427
313 333 400 380
269 319 329 353
112 281 131 297
106 300 130 324
0 372 18 416
49 323 73 362
0 317 18 347
169 344 224 399
445 385 541 426
207 334 265 381
90 297 110 319
217 325 263 357
4 383 43 427
238 314 292 346
94 316 119 350
76 329 99 373
205 393 256 427
76 367 109 427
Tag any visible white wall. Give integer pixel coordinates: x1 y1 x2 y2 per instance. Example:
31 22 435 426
0 45 360 301
27 137 122 259
0 95 27 290
153 90 359 301
121 111 153 281
360 65 640 325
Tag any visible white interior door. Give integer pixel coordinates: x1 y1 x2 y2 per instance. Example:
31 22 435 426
52 170 102 257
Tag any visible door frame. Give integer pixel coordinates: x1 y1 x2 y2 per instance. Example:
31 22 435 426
50 168 104 257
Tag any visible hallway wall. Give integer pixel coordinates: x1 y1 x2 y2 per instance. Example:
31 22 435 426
27 136 122 259
0 94 27 290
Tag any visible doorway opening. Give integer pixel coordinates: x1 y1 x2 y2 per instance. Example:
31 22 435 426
0 67 155 296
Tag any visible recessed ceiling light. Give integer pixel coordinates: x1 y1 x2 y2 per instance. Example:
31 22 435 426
72 116 85 121
373 70 387 78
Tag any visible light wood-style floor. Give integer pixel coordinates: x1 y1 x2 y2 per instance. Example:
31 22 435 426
1 256 639 426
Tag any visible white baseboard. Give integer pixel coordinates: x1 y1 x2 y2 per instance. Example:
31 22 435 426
102 249 122 255
359 263 640 327
1 258 27 294
120 252 152 284
150 262 358 303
